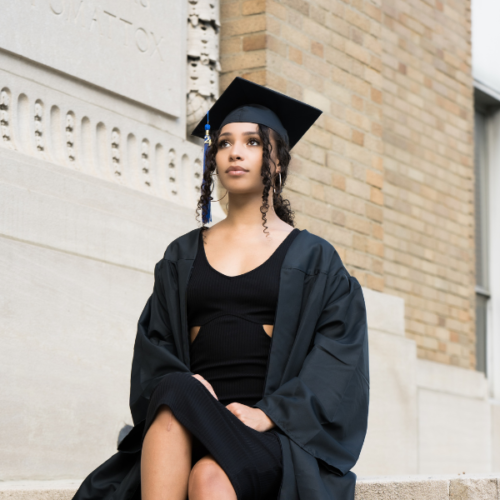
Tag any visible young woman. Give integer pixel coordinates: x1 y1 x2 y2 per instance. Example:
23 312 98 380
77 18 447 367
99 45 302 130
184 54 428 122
72 77 369 500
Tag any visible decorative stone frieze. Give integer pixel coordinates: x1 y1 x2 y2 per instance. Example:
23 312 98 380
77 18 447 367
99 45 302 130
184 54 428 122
0 78 220 214
0 88 13 148
186 0 220 133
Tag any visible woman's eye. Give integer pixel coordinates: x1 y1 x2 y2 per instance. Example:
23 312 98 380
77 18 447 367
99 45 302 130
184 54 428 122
248 138 260 146
218 140 230 148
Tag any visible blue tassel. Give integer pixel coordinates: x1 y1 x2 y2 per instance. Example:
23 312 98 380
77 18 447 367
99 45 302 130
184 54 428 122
202 111 212 224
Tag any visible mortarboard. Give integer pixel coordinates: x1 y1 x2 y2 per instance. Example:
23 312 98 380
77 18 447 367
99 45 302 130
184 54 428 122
192 77 323 149
191 77 323 223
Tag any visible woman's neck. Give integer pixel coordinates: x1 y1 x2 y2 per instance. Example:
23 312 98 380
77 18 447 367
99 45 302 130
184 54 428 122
222 192 282 232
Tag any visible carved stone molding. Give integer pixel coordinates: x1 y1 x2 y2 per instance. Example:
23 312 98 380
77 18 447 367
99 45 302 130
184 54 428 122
0 76 225 216
186 0 220 133
0 88 13 149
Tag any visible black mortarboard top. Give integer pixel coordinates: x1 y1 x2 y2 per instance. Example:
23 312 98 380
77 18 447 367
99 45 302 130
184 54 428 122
191 77 323 150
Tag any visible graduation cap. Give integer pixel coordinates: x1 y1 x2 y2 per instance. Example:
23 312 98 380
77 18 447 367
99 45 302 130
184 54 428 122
192 77 323 223
192 77 323 149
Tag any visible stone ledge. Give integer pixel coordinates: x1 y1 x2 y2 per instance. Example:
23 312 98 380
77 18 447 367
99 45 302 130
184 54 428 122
1 475 499 499
356 474 500 499
0 481 80 500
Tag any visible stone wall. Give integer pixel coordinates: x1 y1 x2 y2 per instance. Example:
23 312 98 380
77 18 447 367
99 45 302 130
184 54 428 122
219 0 475 369
0 0 223 480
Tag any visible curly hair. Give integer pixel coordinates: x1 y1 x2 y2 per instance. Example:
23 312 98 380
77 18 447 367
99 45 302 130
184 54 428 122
196 124 295 235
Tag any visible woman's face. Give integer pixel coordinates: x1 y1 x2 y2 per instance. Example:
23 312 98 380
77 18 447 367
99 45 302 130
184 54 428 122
215 122 279 195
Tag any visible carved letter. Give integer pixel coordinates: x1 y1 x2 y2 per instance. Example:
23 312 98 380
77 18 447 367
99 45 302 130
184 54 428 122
70 0 84 26
89 7 102 35
103 10 117 39
150 31 165 62
119 18 132 46
135 27 149 53
49 0 65 15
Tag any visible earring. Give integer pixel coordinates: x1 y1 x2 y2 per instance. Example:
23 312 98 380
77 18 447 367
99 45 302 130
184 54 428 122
273 172 282 194
211 190 228 203
209 179 228 202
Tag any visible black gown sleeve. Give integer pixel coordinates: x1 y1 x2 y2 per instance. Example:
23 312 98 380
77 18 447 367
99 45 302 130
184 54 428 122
129 258 192 427
255 268 369 476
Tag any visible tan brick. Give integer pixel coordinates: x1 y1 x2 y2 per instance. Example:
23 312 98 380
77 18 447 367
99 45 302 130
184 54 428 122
267 35 287 56
283 0 310 16
222 15 266 36
242 0 265 15
221 37 243 55
267 0 287 20
311 41 324 57
221 2 241 19
243 33 266 51
370 187 383 205
241 69 267 85
352 129 364 146
366 169 383 188
222 50 266 71
288 46 303 64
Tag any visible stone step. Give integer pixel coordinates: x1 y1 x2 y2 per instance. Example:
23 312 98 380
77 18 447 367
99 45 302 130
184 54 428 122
0 481 80 499
1 475 499 499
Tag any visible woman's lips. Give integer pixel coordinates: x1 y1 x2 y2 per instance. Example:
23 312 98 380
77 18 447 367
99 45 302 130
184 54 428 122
226 166 248 175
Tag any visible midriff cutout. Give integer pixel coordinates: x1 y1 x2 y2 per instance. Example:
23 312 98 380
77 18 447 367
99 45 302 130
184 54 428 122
190 324 274 344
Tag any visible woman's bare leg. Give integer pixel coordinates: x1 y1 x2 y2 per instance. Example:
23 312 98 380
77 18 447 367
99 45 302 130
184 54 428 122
141 405 192 500
188 455 237 500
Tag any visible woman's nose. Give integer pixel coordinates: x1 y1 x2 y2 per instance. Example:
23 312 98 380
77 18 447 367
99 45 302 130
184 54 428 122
229 142 244 161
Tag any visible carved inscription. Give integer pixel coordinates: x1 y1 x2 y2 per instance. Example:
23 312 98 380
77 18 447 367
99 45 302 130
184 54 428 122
28 0 165 63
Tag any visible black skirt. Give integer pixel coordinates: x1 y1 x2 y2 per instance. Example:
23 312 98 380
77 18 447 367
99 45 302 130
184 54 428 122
143 372 283 500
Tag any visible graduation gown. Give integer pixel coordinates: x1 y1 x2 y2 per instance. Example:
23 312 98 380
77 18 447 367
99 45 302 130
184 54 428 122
73 227 370 500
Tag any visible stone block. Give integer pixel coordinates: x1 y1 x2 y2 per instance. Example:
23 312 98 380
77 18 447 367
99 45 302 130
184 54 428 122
0 2 184 115
354 320 418 475
363 288 405 336
356 476 449 500
0 481 79 500
492 404 500 472
0 150 211 479
449 477 500 499
418 390 491 474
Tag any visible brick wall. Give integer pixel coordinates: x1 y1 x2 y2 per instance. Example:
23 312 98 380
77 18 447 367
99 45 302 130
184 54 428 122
219 0 475 368
381 0 474 367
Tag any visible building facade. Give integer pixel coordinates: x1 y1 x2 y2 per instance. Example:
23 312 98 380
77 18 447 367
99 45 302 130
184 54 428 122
220 0 499 475
0 0 498 483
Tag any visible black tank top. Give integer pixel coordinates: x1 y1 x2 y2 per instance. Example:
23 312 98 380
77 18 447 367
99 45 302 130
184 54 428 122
187 228 300 406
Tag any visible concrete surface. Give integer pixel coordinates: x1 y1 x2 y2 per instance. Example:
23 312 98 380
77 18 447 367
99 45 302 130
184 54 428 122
2 476 499 499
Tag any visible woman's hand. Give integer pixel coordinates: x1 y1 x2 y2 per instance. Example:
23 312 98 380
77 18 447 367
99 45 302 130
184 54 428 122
226 403 276 432
192 374 218 400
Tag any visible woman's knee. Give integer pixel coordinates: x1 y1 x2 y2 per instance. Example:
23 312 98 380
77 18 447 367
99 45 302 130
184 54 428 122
188 456 233 495
150 405 179 431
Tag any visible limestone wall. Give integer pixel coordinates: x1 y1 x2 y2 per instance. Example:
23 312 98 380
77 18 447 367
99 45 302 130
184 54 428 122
0 0 222 480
